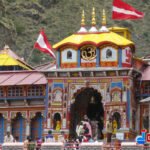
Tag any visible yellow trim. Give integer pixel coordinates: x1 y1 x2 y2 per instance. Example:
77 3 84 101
0 54 31 70
109 27 129 31
53 32 134 49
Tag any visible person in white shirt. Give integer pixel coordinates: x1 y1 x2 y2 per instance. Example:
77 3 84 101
4 132 14 143
58 131 65 143
76 122 84 137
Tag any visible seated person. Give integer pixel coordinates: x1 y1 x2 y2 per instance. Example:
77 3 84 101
58 131 65 143
45 130 55 142
4 132 14 143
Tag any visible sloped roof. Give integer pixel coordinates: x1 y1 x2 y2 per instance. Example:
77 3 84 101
53 32 134 49
141 66 150 80
140 97 150 103
35 61 56 71
0 71 47 86
0 46 33 70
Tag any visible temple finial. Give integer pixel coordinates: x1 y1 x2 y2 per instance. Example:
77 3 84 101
0 45 10 54
99 9 109 32
102 9 106 26
4 45 10 50
81 10 85 27
89 7 97 32
92 7 96 26
78 9 87 33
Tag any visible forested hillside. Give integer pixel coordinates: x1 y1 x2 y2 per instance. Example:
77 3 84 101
0 0 149 65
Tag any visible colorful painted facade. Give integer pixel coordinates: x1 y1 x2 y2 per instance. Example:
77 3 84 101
41 10 143 140
0 10 149 143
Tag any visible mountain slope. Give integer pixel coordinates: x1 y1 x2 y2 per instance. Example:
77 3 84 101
0 0 149 65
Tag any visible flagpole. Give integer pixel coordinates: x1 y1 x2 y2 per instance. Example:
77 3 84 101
26 47 56 65
26 47 34 63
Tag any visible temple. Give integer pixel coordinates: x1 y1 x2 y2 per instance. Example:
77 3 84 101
0 9 150 143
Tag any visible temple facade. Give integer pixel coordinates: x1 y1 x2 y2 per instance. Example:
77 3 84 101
0 46 47 143
0 9 149 143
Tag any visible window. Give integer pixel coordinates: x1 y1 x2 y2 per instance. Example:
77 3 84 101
144 82 150 93
28 86 43 96
67 51 72 59
106 49 112 58
8 86 23 97
0 88 4 97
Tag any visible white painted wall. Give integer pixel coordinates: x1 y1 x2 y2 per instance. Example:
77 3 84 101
101 47 117 62
61 49 77 63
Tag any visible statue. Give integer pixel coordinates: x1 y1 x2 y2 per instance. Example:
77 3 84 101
55 120 61 131
112 91 121 102
112 119 118 134
53 90 62 102
90 96 95 104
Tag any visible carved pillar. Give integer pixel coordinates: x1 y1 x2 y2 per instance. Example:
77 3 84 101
47 118 51 128
96 48 100 67
6 120 11 132
57 50 60 68
118 48 122 67
26 120 31 137
77 49 81 67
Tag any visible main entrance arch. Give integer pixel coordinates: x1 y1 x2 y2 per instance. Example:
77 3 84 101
69 87 104 139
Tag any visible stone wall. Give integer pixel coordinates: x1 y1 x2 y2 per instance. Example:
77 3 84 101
2 143 23 150
80 142 103 150
41 142 63 150
2 142 150 150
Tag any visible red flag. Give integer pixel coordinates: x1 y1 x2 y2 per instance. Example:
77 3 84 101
34 29 56 59
112 0 144 20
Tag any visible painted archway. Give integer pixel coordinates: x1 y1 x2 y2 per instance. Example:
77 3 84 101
112 112 121 134
11 112 25 142
0 114 5 143
31 112 43 140
69 87 104 139
53 113 61 131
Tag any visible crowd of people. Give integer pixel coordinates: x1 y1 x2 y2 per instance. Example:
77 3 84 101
3 115 113 150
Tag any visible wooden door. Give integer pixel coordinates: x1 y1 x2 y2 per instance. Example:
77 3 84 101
31 113 43 140
0 115 4 143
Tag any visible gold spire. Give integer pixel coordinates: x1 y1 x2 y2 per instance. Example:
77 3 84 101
81 10 85 27
91 7 96 26
102 9 106 26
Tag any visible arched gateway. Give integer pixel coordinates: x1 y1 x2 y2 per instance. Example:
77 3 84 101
69 87 104 139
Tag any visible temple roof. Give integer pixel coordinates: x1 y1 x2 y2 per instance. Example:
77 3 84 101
0 45 33 70
141 66 150 80
35 61 56 71
0 71 47 86
53 31 134 50
140 97 150 103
